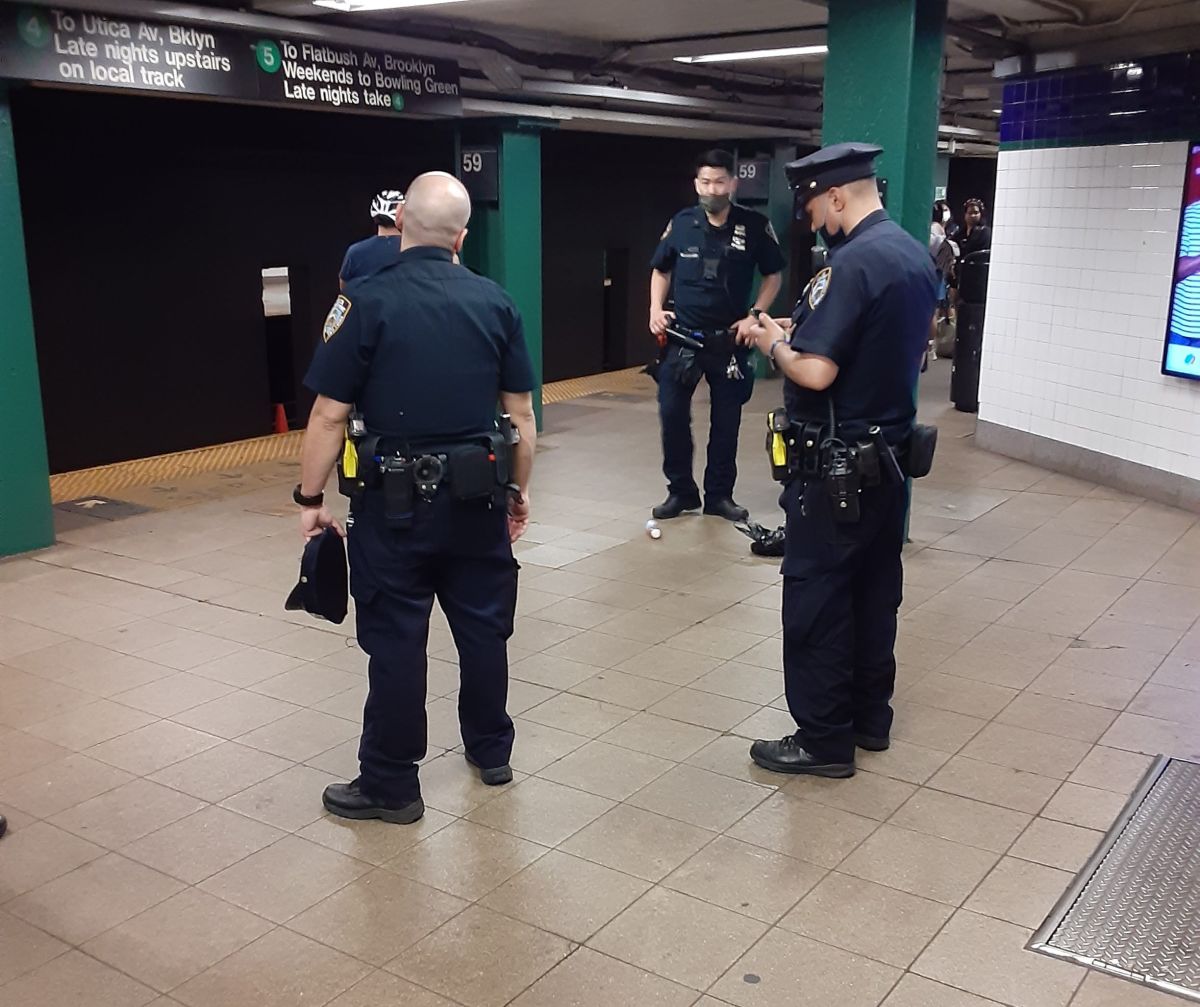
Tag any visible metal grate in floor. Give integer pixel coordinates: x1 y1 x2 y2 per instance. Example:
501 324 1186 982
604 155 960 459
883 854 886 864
1030 756 1200 1002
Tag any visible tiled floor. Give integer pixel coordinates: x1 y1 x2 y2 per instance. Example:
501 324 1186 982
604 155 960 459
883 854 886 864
2 361 1198 1007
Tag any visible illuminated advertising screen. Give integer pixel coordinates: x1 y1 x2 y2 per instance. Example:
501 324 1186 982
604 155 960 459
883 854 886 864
1162 142 1200 380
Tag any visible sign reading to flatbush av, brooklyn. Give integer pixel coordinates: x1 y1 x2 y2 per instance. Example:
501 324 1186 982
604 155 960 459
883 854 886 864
0 4 463 117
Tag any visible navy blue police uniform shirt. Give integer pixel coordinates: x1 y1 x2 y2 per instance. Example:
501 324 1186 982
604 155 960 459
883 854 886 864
650 204 786 330
306 247 534 440
339 235 402 284
785 210 937 445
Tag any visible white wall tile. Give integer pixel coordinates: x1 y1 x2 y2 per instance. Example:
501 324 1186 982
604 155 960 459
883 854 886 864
979 140 1199 480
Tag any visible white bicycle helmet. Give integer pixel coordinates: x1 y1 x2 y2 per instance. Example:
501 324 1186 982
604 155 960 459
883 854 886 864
370 189 404 225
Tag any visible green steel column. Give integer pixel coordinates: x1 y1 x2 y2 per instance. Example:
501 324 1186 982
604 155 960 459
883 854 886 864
462 124 544 428
823 0 946 243
0 84 54 557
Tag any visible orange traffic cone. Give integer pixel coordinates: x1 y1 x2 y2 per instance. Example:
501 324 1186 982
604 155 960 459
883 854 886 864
273 403 288 434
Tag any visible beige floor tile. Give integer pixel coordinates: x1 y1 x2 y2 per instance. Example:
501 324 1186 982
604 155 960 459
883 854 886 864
699 603 782 637
560 804 713 882
386 820 549 900
1081 617 1182 656
510 652 600 690
709 928 900 1007
288 868 467 965
1101 712 1200 760
996 693 1118 744
537 597 626 630
881 973 1003 1006
544 630 652 669
1010 818 1104 872
856 739 952 785
589 887 767 989
890 701 987 753
960 723 1091 780
327 971 460 1007
616 644 723 686
903 673 1018 719
83 888 273 993
627 765 771 832
964 856 1074 930
839 824 999 906
569 669 679 710
686 734 788 788
1071 970 1189 1005
894 633 962 673
172 928 371 1007
466 776 614 845
481 849 649 941
889 787 1032 853
689 662 783 706
148 741 292 803
0 752 134 818
1068 746 1154 794
25 699 157 752
785 770 918 822
0 820 106 899
522 692 635 738
417 752 519 815
219 764 338 832
235 709 359 762
663 835 825 923
1128 682 1200 726
914 909 1082 1007
648 688 761 732
928 756 1061 813
388 905 571 1007
123 805 286 883
198 833 368 922
111 673 235 719
172 691 301 739
0 909 70 985
936 641 1051 689
726 793 879 869
510 947 697 1007
728 705 800 741
84 721 223 776
598 711 720 760
138 632 246 672
49 778 205 850
781 871 953 968
0 729 70 782
1028 663 1144 710
506 720 590 776
1041 782 1127 831
508 679 559 716
298 807 455 865
249 663 361 706
0 949 158 1007
6 852 183 944
538 740 673 800
261 627 350 662
1055 642 1165 681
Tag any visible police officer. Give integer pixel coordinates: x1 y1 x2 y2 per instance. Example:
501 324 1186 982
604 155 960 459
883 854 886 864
339 189 404 289
297 172 537 824
745 143 937 778
649 149 785 522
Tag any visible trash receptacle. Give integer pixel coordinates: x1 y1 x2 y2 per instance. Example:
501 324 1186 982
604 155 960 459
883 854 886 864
951 250 990 413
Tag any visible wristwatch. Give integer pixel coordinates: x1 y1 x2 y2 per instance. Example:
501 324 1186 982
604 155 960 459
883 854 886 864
769 338 788 363
293 484 325 508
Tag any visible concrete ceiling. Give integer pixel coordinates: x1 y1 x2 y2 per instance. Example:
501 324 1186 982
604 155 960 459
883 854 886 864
237 0 1200 149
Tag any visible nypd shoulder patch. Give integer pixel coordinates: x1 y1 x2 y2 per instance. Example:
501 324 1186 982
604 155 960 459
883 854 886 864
809 267 832 309
322 295 351 342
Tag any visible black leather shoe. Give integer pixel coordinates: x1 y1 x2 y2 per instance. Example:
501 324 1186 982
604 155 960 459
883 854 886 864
855 734 890 752
465 754 513 786
322 781 424 824
653 493 701 520
749 736 855 778
704 497 750 523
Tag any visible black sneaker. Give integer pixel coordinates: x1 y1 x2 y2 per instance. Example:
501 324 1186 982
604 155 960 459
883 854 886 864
749 736 855 778
322 780 424 824
652 493 702 520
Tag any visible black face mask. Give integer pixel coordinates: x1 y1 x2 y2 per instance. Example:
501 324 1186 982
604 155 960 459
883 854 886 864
819 224 847 251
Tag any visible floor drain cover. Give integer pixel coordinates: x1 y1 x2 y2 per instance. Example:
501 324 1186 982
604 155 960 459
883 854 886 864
1030 756 1200 1002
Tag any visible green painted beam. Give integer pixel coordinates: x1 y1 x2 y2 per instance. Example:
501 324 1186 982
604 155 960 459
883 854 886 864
0 84 54 557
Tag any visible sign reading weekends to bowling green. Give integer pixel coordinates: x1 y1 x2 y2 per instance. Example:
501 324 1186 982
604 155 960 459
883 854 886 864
0 5 463 116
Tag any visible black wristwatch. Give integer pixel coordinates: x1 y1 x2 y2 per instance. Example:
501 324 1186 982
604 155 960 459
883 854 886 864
293 484 324 508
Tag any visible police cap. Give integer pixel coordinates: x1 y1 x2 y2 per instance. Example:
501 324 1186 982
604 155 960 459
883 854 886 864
785 142 883 205
284 527 348 625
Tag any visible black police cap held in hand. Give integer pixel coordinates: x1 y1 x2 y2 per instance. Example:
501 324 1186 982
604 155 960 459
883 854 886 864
285 527 348 625
785 142 883 206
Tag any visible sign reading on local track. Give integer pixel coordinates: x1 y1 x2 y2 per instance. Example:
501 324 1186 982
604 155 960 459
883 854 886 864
0 4 463 117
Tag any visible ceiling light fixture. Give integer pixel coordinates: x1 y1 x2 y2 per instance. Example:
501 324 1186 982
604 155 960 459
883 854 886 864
673 44 827 64
313 0 471 11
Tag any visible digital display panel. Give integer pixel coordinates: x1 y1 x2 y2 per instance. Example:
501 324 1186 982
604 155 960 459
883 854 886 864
1162 142 1200 380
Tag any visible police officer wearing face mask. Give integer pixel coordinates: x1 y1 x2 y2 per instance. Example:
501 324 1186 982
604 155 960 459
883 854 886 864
745 143 938 778
648 149 786 523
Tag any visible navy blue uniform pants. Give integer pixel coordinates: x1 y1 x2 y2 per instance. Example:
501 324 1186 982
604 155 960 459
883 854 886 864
781 479 907 763
347 490 518 805
657 344 754 501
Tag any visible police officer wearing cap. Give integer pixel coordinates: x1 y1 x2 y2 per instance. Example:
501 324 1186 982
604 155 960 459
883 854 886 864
297 171 537 824
745 143 938 778
649 149 786 523
339 189 404 290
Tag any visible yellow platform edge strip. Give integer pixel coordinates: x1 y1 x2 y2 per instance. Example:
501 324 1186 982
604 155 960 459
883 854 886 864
49 367 651 504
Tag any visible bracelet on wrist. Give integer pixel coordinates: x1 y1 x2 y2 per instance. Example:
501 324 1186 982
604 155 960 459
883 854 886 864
293 485 325 508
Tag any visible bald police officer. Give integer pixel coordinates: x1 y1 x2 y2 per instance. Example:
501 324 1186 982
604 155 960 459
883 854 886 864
297 172 537 824
746 143 937 778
